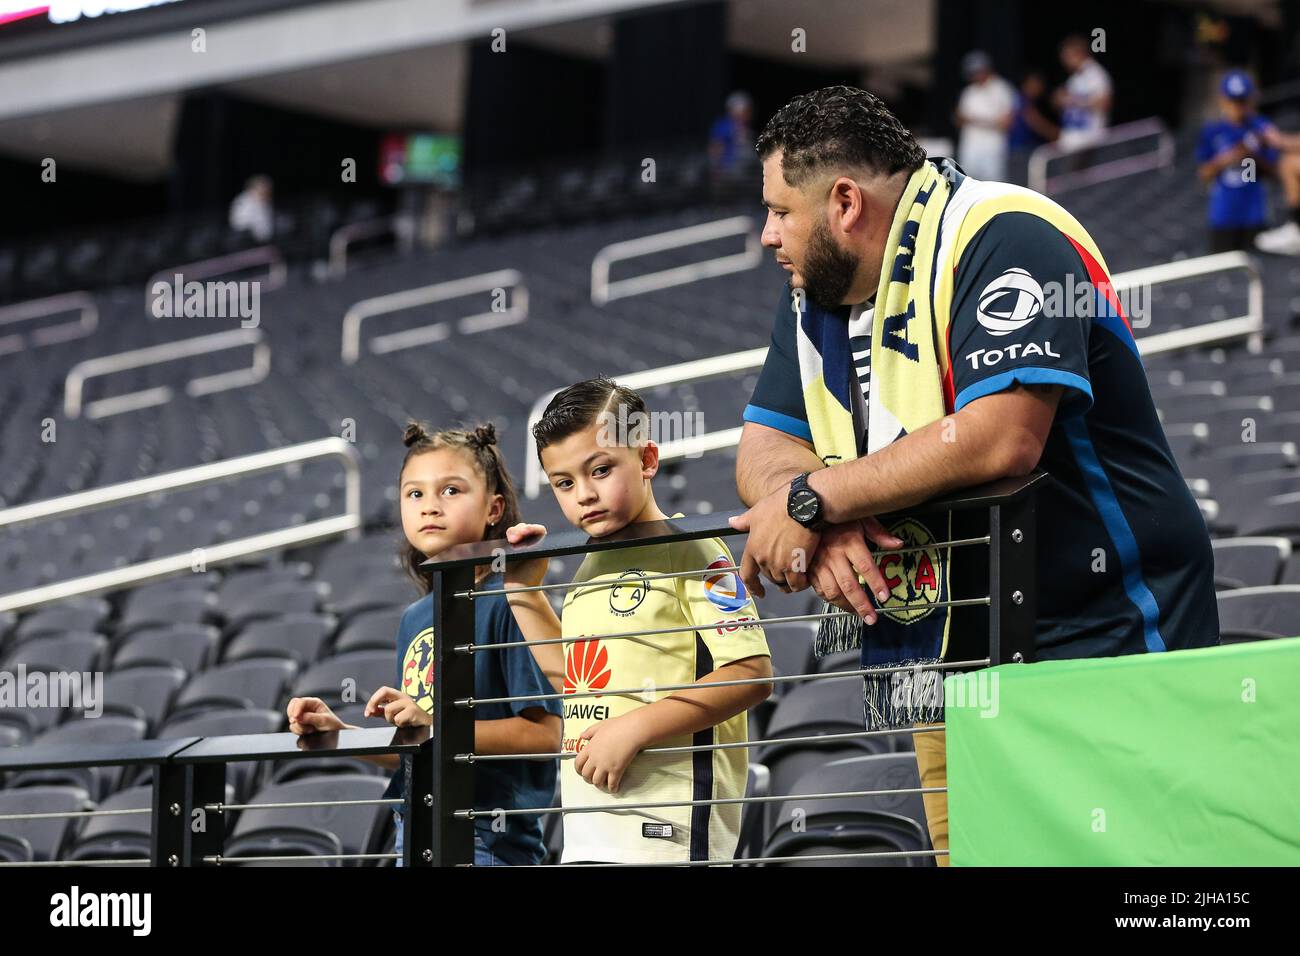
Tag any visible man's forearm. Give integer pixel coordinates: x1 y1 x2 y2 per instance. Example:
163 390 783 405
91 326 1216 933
807 401 1043 524
735 423 824 505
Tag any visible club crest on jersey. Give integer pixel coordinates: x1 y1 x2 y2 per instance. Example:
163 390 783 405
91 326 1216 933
608 569 649 617
564 638 611 696
877 519 942 624
401 628 436 713
703 554 749 613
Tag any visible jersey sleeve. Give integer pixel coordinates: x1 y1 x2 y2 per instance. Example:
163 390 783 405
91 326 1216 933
743 284 812 442
675 538 769 668
948 211 1095 419
488 598 562 718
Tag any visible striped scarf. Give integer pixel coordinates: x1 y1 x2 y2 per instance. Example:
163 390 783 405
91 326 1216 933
795 160 955 729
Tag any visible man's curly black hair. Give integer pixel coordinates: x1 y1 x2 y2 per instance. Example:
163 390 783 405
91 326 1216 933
755 85 927 189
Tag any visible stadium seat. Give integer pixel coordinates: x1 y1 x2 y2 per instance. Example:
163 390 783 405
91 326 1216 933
113 624 221 673
763 753 932 865
291 651 394 709
5 718 146 801
226 774 391 866
65 784 153 863
99 666 188 731
0 786 91 861
153 709 284 801
1 632 108 674
221 581 331 632
1211 538 1292 589
169 658 299 722
223 614 337 665
332 606 403 654
14 597 112 641
1215 585 1300 642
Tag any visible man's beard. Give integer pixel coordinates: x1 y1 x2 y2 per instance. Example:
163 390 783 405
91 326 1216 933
798 216 862 311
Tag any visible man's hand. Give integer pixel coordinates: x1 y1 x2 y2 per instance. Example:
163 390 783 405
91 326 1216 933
729 485 822 598
366 686 432 728
573 714 647 794
809 519 904 623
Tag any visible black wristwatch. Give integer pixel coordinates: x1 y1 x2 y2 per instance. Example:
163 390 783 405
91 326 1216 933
787 472 827 531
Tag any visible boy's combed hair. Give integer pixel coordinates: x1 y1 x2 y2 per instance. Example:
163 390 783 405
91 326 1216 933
755 85 927 189
399 419 521 593
532 376 647 464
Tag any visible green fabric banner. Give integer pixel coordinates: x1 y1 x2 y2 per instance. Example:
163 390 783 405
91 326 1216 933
946 637 1300 865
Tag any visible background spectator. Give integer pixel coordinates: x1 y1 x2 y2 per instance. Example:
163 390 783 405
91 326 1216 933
1196 71 1278 254
228 174 274 244
1054 34 1113 151
954 51 1016 181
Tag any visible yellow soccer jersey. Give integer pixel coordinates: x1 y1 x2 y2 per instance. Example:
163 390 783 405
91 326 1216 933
559 525 769 863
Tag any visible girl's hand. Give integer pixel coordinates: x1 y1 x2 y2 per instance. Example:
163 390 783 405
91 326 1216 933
504 522 549 588
366 686 432 728
287 697 345 735
572 715 647 794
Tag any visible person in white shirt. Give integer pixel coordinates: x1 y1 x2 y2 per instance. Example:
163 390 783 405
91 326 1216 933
229 175 274 244
1054 35 1112 151
954 51 1016 182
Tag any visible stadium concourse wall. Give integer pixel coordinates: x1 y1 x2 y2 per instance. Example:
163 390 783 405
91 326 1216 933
946 637 1300 865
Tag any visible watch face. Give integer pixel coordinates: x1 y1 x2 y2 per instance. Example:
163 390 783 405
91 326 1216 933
790 488 820 522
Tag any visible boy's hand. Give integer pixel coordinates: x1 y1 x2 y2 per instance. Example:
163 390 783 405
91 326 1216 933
366 686 432 728
287 697 345 735
504 522 549 588
573 715 647 794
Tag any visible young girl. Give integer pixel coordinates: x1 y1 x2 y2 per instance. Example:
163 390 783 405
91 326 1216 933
287 421 564 866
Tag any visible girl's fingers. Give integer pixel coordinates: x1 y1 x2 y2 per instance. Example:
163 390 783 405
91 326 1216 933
365 686 400 716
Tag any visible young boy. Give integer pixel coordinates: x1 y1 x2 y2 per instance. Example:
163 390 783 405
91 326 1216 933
505 377 772 864
1196 70 1279 253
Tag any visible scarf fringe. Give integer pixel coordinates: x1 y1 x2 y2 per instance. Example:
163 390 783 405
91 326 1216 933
813 598 863 656
863 657 946 731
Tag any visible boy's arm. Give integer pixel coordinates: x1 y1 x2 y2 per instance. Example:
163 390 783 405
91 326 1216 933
621 654 772 747
504 589 566 693
502 523 567 692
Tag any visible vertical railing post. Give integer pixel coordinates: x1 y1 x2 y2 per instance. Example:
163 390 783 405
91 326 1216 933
429 565 476 866
188 763 227 866
987 489 1038 666
151 761 187 868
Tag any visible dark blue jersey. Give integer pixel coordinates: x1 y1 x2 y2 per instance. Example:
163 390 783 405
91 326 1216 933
745 202 1220 660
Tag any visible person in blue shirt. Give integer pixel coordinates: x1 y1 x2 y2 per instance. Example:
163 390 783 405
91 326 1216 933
709 91 756 178
288 422 562 866
1196 70 1279 253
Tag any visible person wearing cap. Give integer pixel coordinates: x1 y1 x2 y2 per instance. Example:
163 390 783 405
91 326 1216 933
1195 70 1279 254
954 51 1015 182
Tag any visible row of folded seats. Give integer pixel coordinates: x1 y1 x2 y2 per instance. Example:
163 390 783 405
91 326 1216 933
3 410 1299 865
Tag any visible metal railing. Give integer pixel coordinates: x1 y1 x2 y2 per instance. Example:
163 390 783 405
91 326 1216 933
0 727 425 867
526 251 1264 497
63 328 270 420
591 215 762 306
419 474 1042 865
146 246 286 318
1027 117 1175 195
341 269 527 365
0 292 98 354
0 474 1041 866
328 215 415 279
1124 251 1264 354
0 437 361 614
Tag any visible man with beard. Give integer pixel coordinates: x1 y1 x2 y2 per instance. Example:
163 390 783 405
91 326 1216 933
730 86 1218 863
